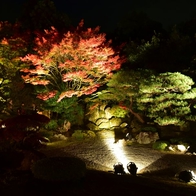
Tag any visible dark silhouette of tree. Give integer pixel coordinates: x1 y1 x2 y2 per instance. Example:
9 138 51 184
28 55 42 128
111 11 164 44
17 0 72 32
125 27 195 72
177 13 196 38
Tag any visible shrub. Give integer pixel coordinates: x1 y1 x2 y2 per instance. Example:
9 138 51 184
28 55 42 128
44 120 58 130
152 140 169 150
72 130 84 140
72 130 96 140
31 156 86 182
110 105 129 118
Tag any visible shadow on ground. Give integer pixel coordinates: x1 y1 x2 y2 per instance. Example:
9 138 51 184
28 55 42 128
140 153 196 177
1 168 196 196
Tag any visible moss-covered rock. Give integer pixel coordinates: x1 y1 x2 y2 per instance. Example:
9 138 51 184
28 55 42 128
31 156 86 183
152 140 169 150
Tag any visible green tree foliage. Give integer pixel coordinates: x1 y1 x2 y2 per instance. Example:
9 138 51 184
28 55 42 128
0 21 41 117
125 34 160 70
137 72 196 126
90 69 196 126
42 93 84 126
0 29 28 114
88 69 154 123
93 69 153 102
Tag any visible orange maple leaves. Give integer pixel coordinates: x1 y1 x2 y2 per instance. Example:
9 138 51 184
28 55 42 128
21 21 124 101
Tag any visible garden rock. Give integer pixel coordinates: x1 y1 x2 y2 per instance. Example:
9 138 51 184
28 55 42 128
177 170 196 183
86 103 128 130
136 132 159 144
168 144 189 153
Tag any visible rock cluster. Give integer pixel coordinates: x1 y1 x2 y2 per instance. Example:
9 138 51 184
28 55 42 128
86 104 128 131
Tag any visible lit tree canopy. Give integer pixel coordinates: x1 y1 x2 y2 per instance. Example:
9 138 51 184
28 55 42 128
21 21 123 102
137 72 196 126
90 69 196 126
88 69 155 123
0 30 28 113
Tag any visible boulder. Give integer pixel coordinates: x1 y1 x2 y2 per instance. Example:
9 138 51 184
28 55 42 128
105 107 113 119
87 122 99 130
88 110 100 122
109 117 122 127
86 103 129 130
120 122 128 128
96 118 109 126
136 132 159 144
98 121 111 129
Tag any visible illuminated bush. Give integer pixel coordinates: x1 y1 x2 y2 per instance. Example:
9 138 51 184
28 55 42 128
31 156 86 182
72 130 96 140
72 130 84 140
110 105 129 118
152 140 169 150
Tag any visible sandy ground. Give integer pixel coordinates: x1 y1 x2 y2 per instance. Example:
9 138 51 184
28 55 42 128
38 132 196 195
42 131 196 180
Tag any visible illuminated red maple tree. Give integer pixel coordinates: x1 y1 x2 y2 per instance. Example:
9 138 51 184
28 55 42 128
21 21 123 102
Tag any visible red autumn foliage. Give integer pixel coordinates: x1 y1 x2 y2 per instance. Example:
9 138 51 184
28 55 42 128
118 101 130 111
21 21 124 102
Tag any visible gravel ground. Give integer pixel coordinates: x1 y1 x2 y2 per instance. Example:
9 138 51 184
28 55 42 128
41 131 196 191
37 130 196 195
1 131 196 196
42 131 196 178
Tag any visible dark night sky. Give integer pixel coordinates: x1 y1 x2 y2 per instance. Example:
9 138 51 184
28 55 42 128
1 0 196 31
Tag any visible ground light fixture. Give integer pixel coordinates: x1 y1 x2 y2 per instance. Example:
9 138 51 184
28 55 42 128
101 131 158 173
113 162 126 175
127 162 138 176
177 170 196 183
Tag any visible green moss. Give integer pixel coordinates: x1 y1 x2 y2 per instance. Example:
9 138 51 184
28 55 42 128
152 141 169 150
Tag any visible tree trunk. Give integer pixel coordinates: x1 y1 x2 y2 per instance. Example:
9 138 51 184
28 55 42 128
129 108 145 124
129 97 144 124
